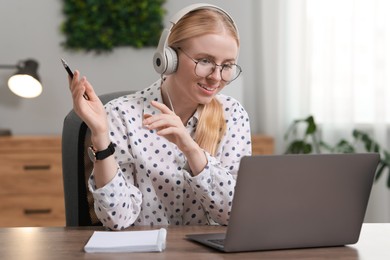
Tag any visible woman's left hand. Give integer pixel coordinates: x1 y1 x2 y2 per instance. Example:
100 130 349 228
143 100 208 175
143 100 196 153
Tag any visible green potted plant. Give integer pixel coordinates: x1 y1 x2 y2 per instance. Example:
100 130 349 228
61 0 166 52
284 115 390 187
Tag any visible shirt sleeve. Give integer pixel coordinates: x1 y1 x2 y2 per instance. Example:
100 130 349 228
183 100 252 225
88 168 142 230
87 98 143 230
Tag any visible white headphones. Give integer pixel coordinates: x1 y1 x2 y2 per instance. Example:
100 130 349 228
152 3 238 75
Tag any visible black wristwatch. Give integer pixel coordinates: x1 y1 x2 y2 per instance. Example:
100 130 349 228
88 142 115 162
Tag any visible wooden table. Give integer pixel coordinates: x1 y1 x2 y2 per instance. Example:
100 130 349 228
0 224 388 259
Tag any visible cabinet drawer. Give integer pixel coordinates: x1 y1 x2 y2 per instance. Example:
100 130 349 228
0 153 63 196
0 152 61 174
0 196 65 227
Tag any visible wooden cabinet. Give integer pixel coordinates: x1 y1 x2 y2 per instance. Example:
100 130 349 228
0 136 65 227
251 134 274 155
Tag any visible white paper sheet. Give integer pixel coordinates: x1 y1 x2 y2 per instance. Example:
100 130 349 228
84 228 167 253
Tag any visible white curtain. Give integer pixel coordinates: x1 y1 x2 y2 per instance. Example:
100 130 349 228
256 0 390 222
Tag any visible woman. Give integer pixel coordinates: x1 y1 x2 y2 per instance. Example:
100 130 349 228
69 4 251 230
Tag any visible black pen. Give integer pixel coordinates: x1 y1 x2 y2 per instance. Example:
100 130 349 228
61 58 74 78
61 58 89 100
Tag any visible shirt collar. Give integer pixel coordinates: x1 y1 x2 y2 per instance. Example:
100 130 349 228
143 79 164 116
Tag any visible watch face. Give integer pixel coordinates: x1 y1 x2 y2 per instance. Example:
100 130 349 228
88 146 96 162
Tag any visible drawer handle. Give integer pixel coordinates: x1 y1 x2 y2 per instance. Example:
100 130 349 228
23 165 51 171
24 209 52 215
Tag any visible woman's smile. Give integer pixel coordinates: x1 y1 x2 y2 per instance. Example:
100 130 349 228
197 82 219 95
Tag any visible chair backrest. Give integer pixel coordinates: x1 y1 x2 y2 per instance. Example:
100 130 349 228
62 91 134 226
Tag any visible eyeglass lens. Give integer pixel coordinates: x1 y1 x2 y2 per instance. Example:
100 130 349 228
195 62 241 82
178 47 242 83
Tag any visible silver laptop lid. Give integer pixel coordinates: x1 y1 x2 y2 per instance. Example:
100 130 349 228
224 153 379 252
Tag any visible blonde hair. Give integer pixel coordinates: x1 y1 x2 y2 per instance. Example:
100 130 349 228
168 7 239 155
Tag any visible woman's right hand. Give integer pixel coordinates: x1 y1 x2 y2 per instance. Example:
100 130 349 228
68 70 109 147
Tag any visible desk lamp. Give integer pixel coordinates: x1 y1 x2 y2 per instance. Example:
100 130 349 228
0 59 42 98
0 59 43 135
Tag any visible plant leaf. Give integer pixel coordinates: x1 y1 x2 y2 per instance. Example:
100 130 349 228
305 116 317 135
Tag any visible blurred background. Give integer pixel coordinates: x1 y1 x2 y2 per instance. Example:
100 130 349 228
0 0 389 225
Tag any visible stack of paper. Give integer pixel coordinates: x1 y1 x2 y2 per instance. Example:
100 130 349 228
84 228 167 253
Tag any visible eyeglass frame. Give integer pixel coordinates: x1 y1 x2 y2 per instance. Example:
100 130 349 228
176 47 242 84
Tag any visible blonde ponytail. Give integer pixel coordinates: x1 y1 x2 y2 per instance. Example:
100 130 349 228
195 98 226 156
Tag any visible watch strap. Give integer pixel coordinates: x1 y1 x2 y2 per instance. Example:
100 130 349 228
94 142 115 161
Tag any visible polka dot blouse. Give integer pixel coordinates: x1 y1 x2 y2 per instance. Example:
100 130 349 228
88 79 252 230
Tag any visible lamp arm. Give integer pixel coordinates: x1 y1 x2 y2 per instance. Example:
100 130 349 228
0 64 18 69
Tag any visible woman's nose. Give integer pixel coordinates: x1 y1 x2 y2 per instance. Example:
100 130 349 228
207 66 222 81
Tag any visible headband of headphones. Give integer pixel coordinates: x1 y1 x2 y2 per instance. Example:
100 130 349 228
152 3 238 75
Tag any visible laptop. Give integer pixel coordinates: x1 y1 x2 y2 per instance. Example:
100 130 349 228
186 153 380 252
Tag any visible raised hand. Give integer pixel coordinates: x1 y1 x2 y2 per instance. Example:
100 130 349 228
143 100 207 175
143 100 197 153
68 70 109 145
143 100 208 175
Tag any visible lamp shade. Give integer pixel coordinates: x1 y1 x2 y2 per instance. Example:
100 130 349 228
7 59 42 98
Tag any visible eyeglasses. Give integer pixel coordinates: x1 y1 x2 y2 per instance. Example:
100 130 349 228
177 47 242 83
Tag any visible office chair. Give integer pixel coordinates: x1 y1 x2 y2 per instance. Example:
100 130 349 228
62 91 134 226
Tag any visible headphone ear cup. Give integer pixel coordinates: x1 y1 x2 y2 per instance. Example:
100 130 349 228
163 47 178 75
153 50 166 75
152 47 178 75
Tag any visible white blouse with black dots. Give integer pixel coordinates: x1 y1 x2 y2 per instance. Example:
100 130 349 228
88 79 252 230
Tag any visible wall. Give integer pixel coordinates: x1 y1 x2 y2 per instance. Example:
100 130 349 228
0 0 256 135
